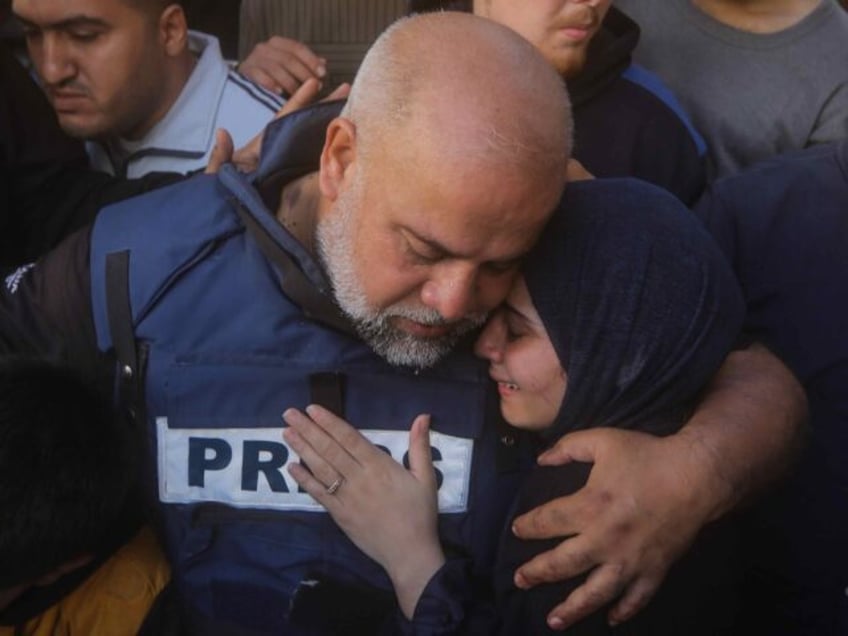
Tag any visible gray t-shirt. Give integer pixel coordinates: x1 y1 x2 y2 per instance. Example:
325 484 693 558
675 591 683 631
617 0 848 178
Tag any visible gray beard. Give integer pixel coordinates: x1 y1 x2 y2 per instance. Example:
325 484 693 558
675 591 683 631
315 180 484 369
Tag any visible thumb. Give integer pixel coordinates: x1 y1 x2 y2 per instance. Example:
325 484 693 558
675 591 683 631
205 128 234 174
407 414 436 489
537 429 601 466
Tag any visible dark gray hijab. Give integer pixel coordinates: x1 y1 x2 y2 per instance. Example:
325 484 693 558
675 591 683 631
523 178 745 439
494 179 746 634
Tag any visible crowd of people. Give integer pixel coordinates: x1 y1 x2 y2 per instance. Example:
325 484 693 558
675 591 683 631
0 1 846 635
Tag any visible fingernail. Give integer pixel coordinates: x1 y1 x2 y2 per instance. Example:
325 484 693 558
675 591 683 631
316 64 326 78
548 616 565 630
514 571 528 589
512 522 522 538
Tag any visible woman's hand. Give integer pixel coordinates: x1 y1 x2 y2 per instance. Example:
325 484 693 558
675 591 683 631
282 405 445 618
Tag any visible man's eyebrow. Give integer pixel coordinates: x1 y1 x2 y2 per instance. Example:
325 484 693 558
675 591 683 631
405 228 456 258
15 14 110 31
405 227 526 266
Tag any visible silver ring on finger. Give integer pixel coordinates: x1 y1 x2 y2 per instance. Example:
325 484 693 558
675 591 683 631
326 476 344 495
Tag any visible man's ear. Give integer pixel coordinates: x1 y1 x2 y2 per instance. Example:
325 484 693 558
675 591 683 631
319 118 358 202
159 4 188 57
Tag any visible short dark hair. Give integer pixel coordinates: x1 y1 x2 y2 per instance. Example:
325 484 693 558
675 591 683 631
0 357 136 587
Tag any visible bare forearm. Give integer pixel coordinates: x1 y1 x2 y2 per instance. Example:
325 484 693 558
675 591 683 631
672 343 807 523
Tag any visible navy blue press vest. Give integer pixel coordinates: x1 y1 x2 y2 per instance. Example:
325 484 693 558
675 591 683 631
88 103 529 634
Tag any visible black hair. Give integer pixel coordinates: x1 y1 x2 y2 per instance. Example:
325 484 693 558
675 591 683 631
0 357 136 587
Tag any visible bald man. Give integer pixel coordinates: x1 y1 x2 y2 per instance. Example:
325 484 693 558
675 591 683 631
0 13 570 634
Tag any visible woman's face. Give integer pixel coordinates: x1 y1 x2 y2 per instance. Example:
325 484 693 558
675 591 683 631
474 278 567 431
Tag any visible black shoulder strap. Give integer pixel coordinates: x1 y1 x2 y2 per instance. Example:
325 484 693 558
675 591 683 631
232 201 357 337
105 251 137 375
105 250 142 413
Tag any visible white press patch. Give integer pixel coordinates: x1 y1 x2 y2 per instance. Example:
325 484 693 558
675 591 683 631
157 417 473 512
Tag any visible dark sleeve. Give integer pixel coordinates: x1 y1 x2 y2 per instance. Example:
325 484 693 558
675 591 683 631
0 43 182 267
0 226 108 386
389 558 497 635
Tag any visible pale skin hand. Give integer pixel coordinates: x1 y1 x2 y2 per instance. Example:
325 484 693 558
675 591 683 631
511 344 807 631
239 36 326 95
206 79 351 174
282 405 445 619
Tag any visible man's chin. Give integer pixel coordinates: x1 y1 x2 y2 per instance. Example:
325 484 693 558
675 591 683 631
390 316 458 340
56 114 106 140
359 325 456 370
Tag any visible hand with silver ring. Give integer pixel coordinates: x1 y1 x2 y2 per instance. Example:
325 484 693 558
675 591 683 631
281 405 444 619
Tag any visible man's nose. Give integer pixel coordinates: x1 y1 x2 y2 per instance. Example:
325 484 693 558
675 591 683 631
420 263 478 322
37 34 76 86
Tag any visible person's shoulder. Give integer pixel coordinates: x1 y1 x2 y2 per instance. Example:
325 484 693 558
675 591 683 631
224 68 285 113
187 30 283 121
709 142 846 202
216 70 284 148
815 0 848 29
617 65 707 154
695 142 848 251
92 172 237 245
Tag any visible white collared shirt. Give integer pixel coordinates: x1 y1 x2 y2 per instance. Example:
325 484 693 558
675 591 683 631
88 31 284 178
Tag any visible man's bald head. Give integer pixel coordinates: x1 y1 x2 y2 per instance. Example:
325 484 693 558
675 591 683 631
342 11 572 174
317 12 572 368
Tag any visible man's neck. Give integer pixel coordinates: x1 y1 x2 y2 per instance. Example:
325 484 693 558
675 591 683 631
692 0 821 33
275 172 322 254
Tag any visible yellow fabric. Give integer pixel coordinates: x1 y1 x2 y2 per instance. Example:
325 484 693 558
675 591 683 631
0 527 170 636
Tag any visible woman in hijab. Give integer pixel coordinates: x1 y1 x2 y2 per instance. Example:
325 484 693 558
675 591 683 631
282 178 745 634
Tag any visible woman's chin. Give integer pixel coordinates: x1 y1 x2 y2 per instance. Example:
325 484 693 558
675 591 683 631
500 402 553 432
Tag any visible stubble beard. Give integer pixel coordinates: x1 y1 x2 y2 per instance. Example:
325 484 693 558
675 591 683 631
315 176 485 369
